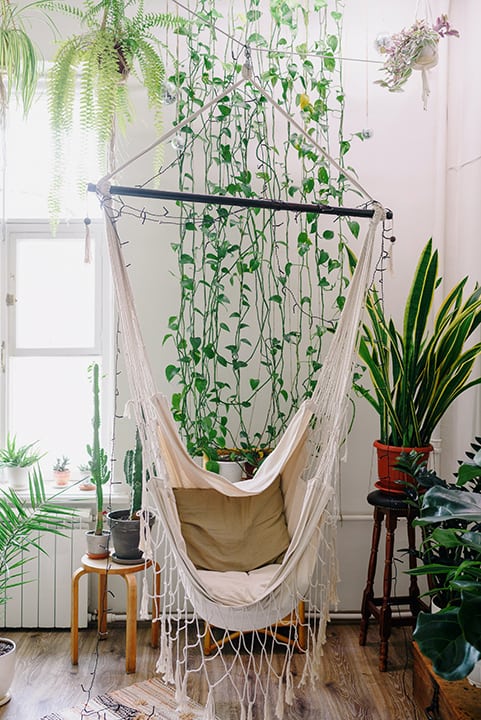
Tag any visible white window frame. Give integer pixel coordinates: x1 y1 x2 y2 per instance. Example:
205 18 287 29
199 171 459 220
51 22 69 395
0 218 115 467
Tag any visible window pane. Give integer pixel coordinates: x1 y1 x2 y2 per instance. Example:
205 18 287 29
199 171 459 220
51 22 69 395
8 357 109 481
15 237 96 349
5 89 101 219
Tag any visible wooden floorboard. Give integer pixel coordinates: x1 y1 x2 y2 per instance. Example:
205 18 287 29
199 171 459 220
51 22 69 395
0 621 422 720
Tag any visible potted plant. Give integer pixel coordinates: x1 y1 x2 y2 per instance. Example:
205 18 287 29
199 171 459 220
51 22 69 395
0 466 74 705
202 446 245 484
355 239 481 494
107 429 154 562
84 362 111 559
78 462 95 491
43 0 189 213
0 0 45 118
397 439 481 611
0 435 45 490
52 455 70 486
401 445 481 682
376 14 459 107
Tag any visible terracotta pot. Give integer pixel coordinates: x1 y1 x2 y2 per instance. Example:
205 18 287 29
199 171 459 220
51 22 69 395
53 470 71 486
374 440 433 495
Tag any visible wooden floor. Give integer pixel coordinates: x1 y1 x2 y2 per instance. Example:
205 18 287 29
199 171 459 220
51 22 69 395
0 621 422 720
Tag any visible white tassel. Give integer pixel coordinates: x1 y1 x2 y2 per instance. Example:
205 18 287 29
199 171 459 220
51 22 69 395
240 703 247 720
175 665 190 712
139 575 149 620
202 689 216 720
83 217 92 263
275 676 285 720
285 670 294 705
421 68 431 111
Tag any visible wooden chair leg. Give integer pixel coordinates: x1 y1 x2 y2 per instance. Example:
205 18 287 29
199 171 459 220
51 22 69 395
204 622 214 656
297 601 307 651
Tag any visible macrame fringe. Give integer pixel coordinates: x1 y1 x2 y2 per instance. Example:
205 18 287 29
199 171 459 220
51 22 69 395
275 676 285 720
202 689 217 720
156 623 174 683
139 575 149 620
175 666 191 713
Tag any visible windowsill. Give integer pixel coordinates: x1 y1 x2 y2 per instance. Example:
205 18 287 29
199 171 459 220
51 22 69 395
0 479 130 508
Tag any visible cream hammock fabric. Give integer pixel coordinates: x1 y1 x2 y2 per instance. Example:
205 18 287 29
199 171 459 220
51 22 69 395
94 71 386 719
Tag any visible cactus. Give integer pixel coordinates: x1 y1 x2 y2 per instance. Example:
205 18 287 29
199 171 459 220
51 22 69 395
88 362 110 535
124 428 143 518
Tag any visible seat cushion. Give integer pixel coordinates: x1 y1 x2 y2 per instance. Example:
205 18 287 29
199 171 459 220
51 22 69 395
173 478 290 572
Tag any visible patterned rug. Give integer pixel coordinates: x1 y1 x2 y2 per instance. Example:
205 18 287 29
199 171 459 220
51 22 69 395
40 677 211 720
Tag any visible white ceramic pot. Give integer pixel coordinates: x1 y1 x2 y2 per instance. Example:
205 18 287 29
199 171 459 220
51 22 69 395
0 638 16 706
413 44 439 70
85 530 111 559
217 460 243 484
5 466 29 491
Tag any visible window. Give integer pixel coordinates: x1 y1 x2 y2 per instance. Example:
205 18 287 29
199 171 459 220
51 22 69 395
0 87 113 486
2 221 113 481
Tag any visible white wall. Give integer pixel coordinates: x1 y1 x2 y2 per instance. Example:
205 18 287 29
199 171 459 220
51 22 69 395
27 0 480 612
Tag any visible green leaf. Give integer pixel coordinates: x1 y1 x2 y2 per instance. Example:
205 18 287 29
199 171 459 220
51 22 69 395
347 220 360 239
249 378 260 391
165 364 178 382
414 609 480 681
269 294 283 304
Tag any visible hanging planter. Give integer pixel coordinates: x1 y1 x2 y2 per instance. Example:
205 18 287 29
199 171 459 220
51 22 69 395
375 15 459 109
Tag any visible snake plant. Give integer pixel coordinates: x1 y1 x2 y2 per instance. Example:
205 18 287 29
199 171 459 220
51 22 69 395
355 238 481 447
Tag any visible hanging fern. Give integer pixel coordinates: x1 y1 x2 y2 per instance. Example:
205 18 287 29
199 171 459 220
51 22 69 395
43 0 190 215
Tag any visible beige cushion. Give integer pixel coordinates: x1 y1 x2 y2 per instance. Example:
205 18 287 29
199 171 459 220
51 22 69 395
173 478 290 572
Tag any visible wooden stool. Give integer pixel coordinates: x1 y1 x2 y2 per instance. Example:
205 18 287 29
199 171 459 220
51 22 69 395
71 553 160 673
359 490 427 671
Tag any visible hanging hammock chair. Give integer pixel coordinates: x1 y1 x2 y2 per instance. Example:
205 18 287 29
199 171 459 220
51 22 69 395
92 68 387 719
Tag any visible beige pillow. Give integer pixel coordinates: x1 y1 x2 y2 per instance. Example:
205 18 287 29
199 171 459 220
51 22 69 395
173 478 290 572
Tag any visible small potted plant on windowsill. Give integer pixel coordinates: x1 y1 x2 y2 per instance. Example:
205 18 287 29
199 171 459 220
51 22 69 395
0 435 45 491
355 239 481 495
107 429 154 563
84 362 111 559
52 455 70 486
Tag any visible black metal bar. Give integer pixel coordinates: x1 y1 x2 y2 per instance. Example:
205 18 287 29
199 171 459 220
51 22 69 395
88 183 393 220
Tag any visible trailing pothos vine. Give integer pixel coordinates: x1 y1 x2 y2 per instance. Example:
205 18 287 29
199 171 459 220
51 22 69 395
164 0 363 471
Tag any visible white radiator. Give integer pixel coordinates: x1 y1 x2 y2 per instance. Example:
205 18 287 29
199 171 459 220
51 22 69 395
0 510 90 629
